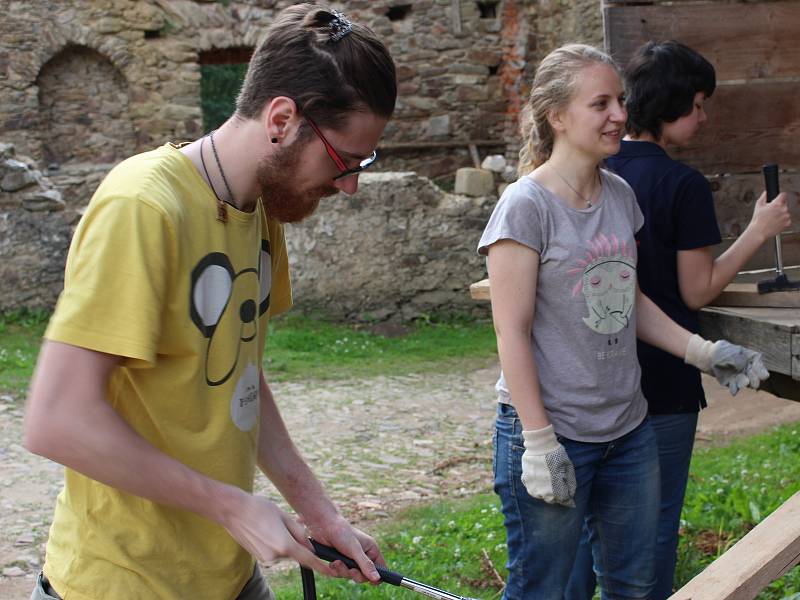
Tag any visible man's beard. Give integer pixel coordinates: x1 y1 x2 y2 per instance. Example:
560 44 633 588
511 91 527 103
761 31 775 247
257 138 339 223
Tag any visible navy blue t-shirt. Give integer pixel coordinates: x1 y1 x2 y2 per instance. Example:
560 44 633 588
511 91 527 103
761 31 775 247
606 141 722 414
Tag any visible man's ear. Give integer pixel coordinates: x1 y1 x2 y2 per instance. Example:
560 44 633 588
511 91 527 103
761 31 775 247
262 97 298 144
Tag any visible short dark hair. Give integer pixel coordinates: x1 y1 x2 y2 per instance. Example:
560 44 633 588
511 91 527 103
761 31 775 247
236 3 397 129
624 41 716 139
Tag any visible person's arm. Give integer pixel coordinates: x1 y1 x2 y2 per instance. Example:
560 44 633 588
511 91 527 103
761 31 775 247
23 340 333 575
636 286 769 394
255 372 383 583
677 191 792 310
486 239 547 430
635 285 692 357
487 239 576 507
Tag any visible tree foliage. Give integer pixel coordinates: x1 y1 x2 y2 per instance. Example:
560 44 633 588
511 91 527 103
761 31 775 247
200 63 247 132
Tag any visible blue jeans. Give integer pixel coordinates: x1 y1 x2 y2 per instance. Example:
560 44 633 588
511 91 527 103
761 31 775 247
567 412 698 600
494 403 660 600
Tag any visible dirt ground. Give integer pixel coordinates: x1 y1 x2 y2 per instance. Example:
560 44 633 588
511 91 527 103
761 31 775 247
2 363 799 600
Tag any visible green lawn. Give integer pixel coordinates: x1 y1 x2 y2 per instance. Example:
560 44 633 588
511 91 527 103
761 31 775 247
269 424 800 600
0 309 49 398
0 311 498 396
263 314 498 381
3 311 797 598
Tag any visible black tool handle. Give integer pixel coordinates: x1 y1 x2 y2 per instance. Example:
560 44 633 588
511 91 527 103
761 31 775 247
763 163 780 202
310 539 404 586
300 566 317 600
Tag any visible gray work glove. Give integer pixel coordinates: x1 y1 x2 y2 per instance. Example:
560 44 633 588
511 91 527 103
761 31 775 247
521 425 577 507
684 334 770 395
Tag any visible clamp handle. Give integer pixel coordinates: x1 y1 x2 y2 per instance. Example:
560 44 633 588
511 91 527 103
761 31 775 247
763 163 780 202
310 539 404 586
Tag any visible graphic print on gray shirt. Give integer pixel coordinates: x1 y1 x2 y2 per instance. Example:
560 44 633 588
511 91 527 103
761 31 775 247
478 169 647 443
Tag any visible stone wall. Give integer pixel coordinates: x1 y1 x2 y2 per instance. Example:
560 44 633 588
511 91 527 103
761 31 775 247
285 171 495 321
0 0 605 317
1 0 605 187
0 144 73 312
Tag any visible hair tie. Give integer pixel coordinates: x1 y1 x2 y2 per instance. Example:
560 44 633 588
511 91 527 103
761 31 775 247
328 10 352 42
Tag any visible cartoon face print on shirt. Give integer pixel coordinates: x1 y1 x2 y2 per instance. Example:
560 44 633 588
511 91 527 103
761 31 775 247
568 233 636 335
189 239 272 431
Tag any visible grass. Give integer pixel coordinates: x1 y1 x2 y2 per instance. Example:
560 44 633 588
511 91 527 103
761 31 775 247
3 311 798 597
0 309 49 398
0 311 498 396
263 313 498 382
269 424 800 600
267 493 507 599
675 425 800 598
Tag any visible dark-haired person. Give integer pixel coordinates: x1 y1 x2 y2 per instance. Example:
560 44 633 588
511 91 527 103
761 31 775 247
23 5 396 599
567 40 791 600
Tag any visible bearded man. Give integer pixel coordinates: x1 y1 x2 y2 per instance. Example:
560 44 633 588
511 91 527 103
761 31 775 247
23 4 396 599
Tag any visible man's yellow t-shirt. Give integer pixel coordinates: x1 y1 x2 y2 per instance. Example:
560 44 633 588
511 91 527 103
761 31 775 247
42 144 292 600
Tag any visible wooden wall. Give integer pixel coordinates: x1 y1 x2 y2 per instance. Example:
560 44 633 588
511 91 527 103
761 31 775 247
602 0 800 270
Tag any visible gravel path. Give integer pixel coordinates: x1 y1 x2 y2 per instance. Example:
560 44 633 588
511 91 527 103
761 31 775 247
0 362 500 599
2 364 800 600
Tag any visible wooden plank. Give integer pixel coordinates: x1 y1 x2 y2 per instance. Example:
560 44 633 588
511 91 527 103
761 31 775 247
603 2 800 81
698 307 795 376
709 283 800 308
470 278 491 300
708 172 800 239
379 139 504 151
669 491 800 600
793 333 800 380
713 232 800 272
734 265 800 284
670 82 800 173
759 370 800 401
701 306 800 330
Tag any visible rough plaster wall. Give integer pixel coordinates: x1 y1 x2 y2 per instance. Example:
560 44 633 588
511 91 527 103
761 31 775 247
285 172 494 321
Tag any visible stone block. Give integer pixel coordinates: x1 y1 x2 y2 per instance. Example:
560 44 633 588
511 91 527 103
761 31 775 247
22 189 64 212
481 154 507 173
455 168 495 197
1 160 36 192
425 115 450 137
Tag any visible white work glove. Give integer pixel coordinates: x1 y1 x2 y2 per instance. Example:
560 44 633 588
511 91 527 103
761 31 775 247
684 334 770 395
521 425 577 507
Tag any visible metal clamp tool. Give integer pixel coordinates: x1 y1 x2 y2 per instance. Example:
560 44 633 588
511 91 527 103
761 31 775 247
300 539 481 600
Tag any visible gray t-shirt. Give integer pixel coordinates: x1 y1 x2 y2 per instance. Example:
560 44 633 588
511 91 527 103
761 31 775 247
478 170 647 442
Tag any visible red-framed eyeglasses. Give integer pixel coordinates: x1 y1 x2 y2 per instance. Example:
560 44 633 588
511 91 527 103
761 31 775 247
304 117 378 181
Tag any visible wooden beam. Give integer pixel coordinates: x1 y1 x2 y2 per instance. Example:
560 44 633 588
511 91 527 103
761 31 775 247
469 278 491 301
468 143 481 168
670 82 800 173
713 232 800 273
708 172 800 239
698 307 797 377
710 283 800 309
603 1 800 81
379 140 505 151
669 491 800 600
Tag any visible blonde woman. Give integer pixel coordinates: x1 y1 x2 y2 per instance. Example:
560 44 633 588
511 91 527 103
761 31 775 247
478 44 767 599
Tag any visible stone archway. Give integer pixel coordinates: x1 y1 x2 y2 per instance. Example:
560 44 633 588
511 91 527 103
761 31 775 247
36 44 137 167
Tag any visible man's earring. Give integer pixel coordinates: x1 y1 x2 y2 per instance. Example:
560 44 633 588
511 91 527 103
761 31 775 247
271 137 278 144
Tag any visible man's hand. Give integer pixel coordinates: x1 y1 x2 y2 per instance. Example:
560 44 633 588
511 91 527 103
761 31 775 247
684 334 770 395
220 491 335 576
302 515 384 584
521 425 576 507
